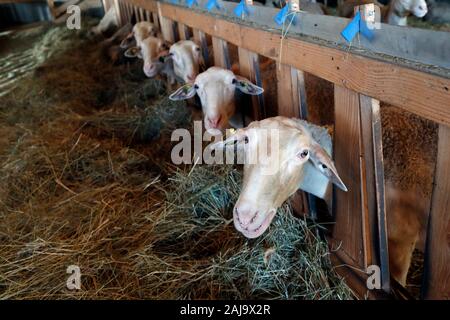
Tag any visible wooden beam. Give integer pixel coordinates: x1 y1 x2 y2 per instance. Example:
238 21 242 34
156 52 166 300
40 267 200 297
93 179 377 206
212 37 230 69
423 125 450 299
147 1 450 126
152 12 160 31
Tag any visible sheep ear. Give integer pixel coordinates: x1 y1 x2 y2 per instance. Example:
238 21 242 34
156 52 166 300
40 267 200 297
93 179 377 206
209 128 246 149
233 76 264 95
169 83 197 101
309 142 347 191
124 46 142 59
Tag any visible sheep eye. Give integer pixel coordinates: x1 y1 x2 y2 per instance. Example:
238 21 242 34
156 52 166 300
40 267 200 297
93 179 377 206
194 84 199 89
321 164 327 169
244 136 249 144
300 150 309 159
195 47 200 51
232 78 237 84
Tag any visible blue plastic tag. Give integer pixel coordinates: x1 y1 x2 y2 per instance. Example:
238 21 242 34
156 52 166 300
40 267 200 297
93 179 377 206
274 3 290 25
206 0 221 11
341 11 360 42
359 19 375 40
234 0 251 18
186 0 198 8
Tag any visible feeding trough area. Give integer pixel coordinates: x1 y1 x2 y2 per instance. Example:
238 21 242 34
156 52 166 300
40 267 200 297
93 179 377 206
0 0 449 301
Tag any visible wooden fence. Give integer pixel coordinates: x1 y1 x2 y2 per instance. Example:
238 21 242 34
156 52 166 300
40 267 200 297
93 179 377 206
109 0 450 299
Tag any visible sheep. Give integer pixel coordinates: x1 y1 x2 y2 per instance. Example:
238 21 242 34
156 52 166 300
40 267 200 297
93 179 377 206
210 116 347 238
168 67 264 133
338 0 428 26
123 36 171 78
89 6 119 37
120 21 158 49
169 40 206 84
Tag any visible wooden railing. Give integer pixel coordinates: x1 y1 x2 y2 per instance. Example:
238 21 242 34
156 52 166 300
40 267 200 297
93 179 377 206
109 0 450 299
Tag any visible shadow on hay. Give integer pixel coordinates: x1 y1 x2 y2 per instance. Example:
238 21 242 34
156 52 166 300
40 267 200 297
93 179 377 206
0 23 353 300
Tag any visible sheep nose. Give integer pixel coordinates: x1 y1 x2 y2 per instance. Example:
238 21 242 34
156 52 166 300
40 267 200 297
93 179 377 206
235 206 258 228
208 116 221 128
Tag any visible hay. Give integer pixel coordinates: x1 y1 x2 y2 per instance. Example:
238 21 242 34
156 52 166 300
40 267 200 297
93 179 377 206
0 23 353 300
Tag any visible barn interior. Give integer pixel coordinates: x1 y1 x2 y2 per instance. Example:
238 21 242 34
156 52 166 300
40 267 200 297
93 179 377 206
0 0 448 300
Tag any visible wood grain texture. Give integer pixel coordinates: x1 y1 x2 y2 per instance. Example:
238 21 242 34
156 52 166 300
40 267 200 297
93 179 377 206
238 48 264 121
212 37 230 69
359 95 390 292
157 2 176 43
152 12 160 30
178 23 190 40
333 85 364 268
276 62 310 216
136 1 450 126
423 125 450 299
192 29 210 68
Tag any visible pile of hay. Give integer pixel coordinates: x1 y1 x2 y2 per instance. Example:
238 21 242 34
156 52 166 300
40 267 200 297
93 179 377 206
0 22 353 299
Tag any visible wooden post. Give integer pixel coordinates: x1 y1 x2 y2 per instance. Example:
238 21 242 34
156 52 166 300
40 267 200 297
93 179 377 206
212 37 230 69
102 0 113 13
276 62 310 216
359 95 390 292
113 0 122 27
178 23 190 40
193 29 210 68
423 124 450 299
152 12 160 30
158 2 176 43
238 48 264 121
331 85 390 298
134 6 140 22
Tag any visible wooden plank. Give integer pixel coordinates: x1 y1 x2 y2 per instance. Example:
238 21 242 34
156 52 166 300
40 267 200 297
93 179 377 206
359 95 390 293
237 48 264 121
145 10 151 22
139 7 145 22
423 125 450 299
134 6 140 21
113 0 122 26
157 2 176 43
192 29 210 68
276 63 301 119
291 68 308 120
151 1 450 126
178 23 190 40
152 12 160 30
276 62 310 216
212 37 230 69
332 85 365 268
102 0 114 12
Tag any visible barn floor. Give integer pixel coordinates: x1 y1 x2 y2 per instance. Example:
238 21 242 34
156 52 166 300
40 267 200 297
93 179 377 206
0 21 353 299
